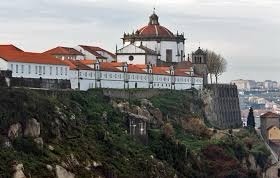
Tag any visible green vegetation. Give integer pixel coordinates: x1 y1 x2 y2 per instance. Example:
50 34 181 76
0 88 271 178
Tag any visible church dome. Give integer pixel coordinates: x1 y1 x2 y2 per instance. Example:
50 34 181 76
136 12 175 38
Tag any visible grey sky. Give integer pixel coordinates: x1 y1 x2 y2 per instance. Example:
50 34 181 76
0 0 279 82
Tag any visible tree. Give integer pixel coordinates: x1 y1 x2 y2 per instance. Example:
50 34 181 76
206 50 227 84
247 107 255 128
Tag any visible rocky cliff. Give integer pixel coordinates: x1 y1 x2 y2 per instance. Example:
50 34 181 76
0 88 271 178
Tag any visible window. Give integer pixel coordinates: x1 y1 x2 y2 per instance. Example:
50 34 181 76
28 65 31 74
43 66 45 74
21 65 24 73
10 64 13 71
60 67 63 75
85 72 87 77
39 66 42 74
16 65 18 73
65 68 67 76
90 72 92 78
181 50 184 61
56 67 58 75
166 49 172 62
50 66 52 75
35 66 38 74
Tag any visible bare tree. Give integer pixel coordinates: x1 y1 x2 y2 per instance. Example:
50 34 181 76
213 56 227 83
206 50 227 84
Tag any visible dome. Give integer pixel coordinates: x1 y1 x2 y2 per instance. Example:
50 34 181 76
136 12 175 38
137 25 174 38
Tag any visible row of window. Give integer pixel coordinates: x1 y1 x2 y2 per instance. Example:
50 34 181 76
10 64 68 76
78 70 200 84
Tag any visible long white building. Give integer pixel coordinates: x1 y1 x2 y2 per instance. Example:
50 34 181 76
0 45 203 91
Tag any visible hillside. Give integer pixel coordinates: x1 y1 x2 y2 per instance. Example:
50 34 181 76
0 88 271 178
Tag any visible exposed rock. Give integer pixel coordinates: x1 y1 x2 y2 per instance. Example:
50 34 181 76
46 164 53 171
12 163 26 178
93 161 102 168
131 105 152 119
8 123 23 140
140 99 152 107
140 99 163 125
55 165 75 178
24 118 40 138
48 145 55 151
116 102 129 112
248 154 262 173
148 107 163 125
34 137 44 149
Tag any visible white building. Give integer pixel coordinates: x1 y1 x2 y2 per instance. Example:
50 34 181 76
0 44 203 91
231 79 256 91
0 45 69 80
117 11 185 65
73 61 203 91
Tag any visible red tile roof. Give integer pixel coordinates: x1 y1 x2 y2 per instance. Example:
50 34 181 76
43 46 84 56
0 44 23 52
64 60 93 70
128 65 146 74
134 64 147 69
79 59 97 65
0 49 68 66
100 62 122 72
152 67 169 75
261 112 280 118
79 45 116 59
110 62 126 67
174 69 191 76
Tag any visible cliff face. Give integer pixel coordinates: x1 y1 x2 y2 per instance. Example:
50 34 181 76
0 88 270 178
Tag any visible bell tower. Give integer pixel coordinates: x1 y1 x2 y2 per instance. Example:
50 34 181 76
192 47 208 85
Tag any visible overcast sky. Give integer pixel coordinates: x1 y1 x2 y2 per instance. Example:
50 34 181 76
0 0 279 82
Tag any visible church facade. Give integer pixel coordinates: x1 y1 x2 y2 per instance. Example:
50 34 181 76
117 11 185 65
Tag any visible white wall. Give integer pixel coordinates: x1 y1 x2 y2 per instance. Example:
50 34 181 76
117 54 146 65
125 40 185 63
8 62 69 80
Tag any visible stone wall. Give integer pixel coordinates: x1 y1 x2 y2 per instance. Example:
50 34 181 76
102 89 160 99
10 77 71 90
202 84 242 129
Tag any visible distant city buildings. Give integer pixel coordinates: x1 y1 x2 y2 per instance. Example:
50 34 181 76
231 79 279 91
